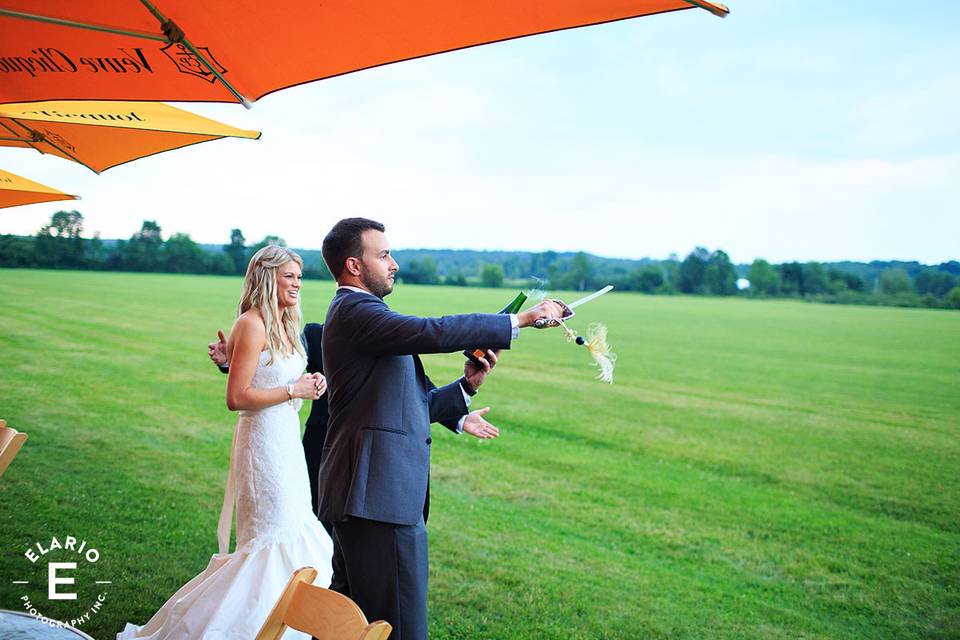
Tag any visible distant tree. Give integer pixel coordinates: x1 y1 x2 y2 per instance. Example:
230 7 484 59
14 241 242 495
915 269 956 298
206 251 235 275
163 233 206 273
564 252 594 291
247 235 286 259
87 233 107 268
303 263 334 281
678 247 710 294
661 253 680 293
938 261 960 276
445 271 468 287
0 234 35 267
120 220 164 271
224 228 247 274
529 251 558 280
501 255 527 279
481 263 504 288
948 286 960 309
802 262 829 295
45 210 84 238
778 262 804 296
879 268 913 295
36 210 86 268
704 250 737 295
828 269 864 293
748 259 780 296
401 257 439 284
630 265 664 294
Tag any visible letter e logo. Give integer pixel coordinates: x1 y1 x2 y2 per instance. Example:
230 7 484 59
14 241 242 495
48 562 77 600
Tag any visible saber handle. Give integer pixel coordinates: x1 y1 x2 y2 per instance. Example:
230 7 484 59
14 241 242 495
532 285 614 328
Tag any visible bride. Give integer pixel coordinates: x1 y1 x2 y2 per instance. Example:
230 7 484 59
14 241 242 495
119 246 333 639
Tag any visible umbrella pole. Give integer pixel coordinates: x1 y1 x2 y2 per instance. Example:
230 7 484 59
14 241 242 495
137 0 253 109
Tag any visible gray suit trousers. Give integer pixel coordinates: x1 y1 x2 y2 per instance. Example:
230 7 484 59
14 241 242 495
332 516 429 640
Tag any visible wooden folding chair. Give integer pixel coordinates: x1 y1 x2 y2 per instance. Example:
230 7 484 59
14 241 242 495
0 420 28 478
256 567 392 640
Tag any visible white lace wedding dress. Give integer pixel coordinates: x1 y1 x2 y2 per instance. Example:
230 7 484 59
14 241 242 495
119 350 333 640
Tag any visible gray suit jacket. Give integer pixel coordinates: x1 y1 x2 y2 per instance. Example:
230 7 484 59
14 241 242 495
318 288 513 525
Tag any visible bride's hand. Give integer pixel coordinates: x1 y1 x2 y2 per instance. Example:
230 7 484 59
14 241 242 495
292 374 321 400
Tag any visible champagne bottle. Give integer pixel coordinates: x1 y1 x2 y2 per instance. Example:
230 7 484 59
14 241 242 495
463 291 527 365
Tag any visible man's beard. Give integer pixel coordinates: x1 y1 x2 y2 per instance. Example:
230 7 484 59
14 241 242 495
360 267 394 299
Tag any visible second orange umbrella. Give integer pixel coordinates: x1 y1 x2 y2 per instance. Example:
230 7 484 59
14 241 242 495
0 100 260 173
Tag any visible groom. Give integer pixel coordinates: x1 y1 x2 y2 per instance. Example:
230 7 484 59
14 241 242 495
319 218 564 640
207 323 501 528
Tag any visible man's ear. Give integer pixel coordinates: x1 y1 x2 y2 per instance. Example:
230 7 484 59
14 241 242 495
345 256 362 276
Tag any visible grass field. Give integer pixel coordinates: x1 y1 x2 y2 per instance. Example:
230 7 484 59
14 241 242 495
1 269 958 639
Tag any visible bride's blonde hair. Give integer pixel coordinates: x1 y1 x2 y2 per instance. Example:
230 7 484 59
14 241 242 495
237 245 306 365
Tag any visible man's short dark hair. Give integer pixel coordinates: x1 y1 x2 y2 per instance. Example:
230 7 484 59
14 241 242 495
322 217 386 280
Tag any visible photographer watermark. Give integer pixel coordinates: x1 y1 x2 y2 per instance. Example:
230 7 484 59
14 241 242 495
10 534 111 628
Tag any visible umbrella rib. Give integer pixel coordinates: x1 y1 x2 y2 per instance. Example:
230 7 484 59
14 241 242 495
137 0 253 109
8 117 101 175
681 1 730 18
0 120 46 156
0 8 166 41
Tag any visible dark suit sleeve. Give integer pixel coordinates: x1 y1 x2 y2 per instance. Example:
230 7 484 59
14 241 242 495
303 323 324 374
425 375 467 433
348 295 512 356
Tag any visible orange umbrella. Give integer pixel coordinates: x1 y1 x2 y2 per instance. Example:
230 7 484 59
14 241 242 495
0 167 78 209
0 1 729 107
0 101 260 173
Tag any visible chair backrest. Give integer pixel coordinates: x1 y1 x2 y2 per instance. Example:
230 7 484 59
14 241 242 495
256 567 392 640
0 420 28 478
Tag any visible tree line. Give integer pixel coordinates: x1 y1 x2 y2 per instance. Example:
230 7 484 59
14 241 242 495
1 211 958 310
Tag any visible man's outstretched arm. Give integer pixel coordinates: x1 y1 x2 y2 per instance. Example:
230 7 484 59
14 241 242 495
346 294 565 357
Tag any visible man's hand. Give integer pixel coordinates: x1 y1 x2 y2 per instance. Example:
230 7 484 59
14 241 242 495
517 299 568 328
208 329 228 367
463 349 498 392
462 407 500 439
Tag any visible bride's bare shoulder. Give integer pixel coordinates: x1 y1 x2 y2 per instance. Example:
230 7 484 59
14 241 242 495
233 309 265 331
228 310 266 355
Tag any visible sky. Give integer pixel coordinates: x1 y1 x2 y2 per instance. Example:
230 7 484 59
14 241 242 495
1 1 958 265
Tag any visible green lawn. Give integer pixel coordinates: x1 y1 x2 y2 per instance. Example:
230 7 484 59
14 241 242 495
1 269 958 639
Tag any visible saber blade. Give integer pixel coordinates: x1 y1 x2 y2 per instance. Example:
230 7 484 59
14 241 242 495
568 285 614 309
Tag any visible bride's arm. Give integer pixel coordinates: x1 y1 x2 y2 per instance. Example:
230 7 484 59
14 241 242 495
225 313 317 411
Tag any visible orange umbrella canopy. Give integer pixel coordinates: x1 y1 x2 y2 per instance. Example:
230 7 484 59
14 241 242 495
0 167 78 209
0 1 729 106
0 101 260 173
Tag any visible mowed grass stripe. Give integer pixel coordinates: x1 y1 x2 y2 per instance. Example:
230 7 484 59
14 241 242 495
1 269 958 639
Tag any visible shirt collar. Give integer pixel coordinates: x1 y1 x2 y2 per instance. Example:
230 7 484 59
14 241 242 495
337 284 376 297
